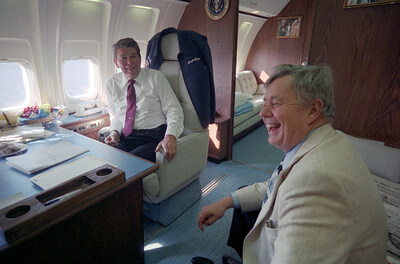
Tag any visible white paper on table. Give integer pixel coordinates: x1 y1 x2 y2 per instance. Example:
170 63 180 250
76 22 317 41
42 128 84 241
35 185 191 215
0 123 54 142
6 141 88 174
30 155 110 189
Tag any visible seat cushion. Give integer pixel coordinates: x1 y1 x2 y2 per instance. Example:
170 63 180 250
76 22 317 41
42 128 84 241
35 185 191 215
159 61 204 135
235 91 253 108
236 70 258 95
347 134 400 183
161 33 179 60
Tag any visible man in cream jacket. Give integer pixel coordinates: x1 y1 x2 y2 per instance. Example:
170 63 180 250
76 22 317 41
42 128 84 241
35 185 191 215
197 64 387 264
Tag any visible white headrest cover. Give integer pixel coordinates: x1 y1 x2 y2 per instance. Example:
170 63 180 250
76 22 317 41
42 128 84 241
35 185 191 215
161 33 179 61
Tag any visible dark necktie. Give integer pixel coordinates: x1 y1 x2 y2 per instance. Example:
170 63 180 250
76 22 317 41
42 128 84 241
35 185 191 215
122 79 136 137
264 159 284 203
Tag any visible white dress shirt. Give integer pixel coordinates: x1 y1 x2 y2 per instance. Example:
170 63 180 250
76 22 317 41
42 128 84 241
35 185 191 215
105 68 184 139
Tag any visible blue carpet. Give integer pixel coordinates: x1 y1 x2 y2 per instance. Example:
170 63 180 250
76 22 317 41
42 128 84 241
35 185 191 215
232 125 284 172
144 162 269 264
144 126 283 264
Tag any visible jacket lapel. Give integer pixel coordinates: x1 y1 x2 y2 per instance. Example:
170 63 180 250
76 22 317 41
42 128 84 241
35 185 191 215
253 166 287 227
251 124 335 229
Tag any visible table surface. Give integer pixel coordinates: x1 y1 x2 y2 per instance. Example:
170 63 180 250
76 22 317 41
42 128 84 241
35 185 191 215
0 122 156 200
0 122 158 248
0 122 158 262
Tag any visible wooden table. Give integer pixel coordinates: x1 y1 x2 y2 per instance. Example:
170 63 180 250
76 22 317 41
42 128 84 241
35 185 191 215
0 124 158 263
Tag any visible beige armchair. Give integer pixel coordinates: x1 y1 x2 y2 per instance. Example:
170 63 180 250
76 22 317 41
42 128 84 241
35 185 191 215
99 33 210 225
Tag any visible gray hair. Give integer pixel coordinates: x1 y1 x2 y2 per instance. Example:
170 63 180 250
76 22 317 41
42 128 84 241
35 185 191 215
266 64 336 122
112 38 140 59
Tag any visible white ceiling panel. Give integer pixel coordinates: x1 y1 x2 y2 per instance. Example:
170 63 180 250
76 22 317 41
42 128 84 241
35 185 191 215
239 0 290 17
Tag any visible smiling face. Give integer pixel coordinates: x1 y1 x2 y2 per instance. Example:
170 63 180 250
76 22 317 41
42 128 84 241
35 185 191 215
259 75 313 152
114 47 141 80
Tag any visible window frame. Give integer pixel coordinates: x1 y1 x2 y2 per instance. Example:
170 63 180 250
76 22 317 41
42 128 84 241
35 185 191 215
0 59 39 112
61 56 100 103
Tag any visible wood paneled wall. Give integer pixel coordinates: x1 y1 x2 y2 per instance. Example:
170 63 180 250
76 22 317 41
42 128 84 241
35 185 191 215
309 0 400 148
178 0 238 119
246 0 400 148
178 0 239 158
245 0 316 83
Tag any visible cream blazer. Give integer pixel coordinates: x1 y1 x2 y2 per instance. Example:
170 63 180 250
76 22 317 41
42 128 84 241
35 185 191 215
235 124 387 264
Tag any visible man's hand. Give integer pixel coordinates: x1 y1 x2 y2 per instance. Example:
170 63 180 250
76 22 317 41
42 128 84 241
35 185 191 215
197 196 234 232
104 130 119 147
155 134 177 161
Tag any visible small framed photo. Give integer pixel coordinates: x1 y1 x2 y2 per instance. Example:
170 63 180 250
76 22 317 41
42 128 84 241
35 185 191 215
344 0 400 9
276 16 301 38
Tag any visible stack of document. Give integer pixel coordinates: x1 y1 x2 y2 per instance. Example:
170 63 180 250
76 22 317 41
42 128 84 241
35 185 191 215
388 255 400 264
6 141 88 174
0 123 54 143
30 155 109 189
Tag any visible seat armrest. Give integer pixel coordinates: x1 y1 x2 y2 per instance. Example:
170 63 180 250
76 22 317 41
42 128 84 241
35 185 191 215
155 130 209 198
98 126 111 143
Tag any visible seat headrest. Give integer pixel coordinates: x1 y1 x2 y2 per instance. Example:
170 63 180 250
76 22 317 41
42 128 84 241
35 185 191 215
161 33 179 61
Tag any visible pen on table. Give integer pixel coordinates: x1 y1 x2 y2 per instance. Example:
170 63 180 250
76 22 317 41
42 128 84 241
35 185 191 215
2 112 13 128
44 189 81 206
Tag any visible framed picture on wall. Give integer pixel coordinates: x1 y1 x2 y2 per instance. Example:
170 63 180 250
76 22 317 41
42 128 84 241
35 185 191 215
344 0 400 9
276 16 301 38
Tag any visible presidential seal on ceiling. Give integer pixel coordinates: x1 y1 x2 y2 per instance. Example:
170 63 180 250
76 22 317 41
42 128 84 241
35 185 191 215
205 0 229 20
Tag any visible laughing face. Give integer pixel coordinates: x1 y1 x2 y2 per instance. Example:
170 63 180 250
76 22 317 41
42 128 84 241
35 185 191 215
259 75 312 153
114 47 141 80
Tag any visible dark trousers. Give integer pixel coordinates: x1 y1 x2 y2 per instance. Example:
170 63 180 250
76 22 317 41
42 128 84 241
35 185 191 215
227 185 260 259
118 124 167 162
227 208 259 258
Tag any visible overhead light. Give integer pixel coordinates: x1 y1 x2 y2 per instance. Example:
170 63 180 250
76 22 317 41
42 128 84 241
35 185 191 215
249 2 258 8
132 5 153 10
248 2 259 14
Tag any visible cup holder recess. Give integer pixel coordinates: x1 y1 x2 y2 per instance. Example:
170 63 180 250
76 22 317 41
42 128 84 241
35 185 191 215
96 168 112 176
6 205 31 219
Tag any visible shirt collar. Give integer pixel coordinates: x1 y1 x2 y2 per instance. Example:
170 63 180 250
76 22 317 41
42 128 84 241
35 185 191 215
282 129 317 169
133 69 144 86
122 69 143 86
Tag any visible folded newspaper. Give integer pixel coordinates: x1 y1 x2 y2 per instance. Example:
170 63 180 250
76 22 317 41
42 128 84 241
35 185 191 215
372 175 400 259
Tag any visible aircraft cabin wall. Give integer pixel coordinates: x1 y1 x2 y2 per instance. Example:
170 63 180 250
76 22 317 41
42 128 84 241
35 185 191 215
236 13 266 73
0 0 188 113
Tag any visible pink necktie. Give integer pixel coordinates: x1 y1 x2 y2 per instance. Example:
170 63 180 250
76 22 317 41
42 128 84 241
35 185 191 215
122 79 136 137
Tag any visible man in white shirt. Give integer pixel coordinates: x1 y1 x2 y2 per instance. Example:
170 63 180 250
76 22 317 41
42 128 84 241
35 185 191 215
104 38 184 162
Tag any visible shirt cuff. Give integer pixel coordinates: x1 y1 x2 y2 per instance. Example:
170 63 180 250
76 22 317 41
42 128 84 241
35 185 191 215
231 193 241 209
109 123 122 136
165 126 182 140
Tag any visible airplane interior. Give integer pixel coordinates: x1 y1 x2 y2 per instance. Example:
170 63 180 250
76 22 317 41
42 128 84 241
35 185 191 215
0 0 399 263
